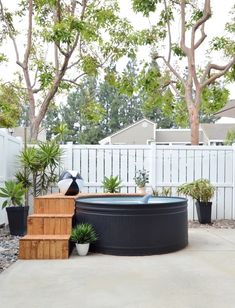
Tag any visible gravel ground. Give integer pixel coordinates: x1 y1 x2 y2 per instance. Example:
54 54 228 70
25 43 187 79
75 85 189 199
0 220 235 274
188 219 235 229
0 226 20 274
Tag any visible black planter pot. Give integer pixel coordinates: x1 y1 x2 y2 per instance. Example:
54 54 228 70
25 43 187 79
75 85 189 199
6 206 29 236
196 201 212 224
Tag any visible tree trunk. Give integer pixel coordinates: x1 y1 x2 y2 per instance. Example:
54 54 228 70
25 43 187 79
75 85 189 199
30 118 40 141
188 104 199 145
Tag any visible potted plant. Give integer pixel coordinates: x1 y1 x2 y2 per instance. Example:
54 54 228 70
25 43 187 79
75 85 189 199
177 179 215 224
70 223 98 256
102 175 122 193
0 180 28 235
134 169 149 193
152 187 172 197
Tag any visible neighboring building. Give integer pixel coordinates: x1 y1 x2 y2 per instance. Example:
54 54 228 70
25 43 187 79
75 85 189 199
0 127 46 142
155 129 204 145
99 119 235 145
13 126 46 142
214 99 235 119
99 119 156 145
200 123 235 145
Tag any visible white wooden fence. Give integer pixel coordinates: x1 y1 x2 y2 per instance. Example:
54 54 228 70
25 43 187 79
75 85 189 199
0 130 22 224
61 143 235 221
0 136 234 222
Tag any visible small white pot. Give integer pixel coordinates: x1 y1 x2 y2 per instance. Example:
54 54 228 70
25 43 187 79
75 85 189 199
137 186 146 194
75 243 90 256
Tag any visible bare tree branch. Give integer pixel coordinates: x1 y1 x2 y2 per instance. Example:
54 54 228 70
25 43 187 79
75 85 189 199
31 67 39 88
180 1 189 55
202 57 235 87
0 0 22 67
192 0 211 34
194 24 206 49
23 0 33 68
67 59 82 70
163 0 172 63
32 88 42 94
155 55 185 85
189 1 211 93
62 78 81 87
169 82 183 98
162 80 182 97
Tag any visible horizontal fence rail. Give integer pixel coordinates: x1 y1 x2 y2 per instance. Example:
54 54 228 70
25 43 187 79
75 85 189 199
60 143 235 221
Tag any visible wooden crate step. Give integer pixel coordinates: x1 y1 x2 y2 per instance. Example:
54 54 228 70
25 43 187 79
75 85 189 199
34 197 75 215
29 214 74 218
27 214 73 235
19 235 70 259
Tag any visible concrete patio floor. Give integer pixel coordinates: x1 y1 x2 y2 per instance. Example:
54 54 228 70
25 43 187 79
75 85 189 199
0 229 235 308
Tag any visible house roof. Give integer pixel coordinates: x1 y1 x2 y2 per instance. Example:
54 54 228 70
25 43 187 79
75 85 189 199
99 118 156 143
214 100 235 118
200 123 235 141
156 128 204 143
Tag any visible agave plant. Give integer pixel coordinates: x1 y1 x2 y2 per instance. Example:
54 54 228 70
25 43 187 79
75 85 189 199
70 223 98 244
102 175 122 193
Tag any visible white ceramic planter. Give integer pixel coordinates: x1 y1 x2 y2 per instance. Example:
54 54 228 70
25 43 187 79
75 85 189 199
137 186 146 194
75 243 90 256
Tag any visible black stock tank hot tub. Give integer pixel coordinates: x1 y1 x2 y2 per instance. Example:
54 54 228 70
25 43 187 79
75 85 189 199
75 195 188 256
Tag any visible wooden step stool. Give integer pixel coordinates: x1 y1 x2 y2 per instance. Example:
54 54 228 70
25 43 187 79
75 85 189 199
19 194 78 259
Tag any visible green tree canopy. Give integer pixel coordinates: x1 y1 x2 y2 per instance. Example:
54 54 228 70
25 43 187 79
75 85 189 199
0 84 21 128
0 0 140 140
131 0 235 144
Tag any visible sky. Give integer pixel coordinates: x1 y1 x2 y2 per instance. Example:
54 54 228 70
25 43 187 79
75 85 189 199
1 0 235 123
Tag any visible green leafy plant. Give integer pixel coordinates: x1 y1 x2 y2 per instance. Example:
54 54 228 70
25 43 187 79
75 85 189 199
17 141 62 197
53 122 70 144
224 129 235 145
70 223 98 244
0 180 25 209
102 175 122 193
134 169 149 188
177 179 215 203
152 186 172 197
152 187 159 196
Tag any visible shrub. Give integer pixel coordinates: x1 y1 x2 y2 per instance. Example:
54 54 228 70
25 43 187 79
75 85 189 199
102 175 122 193
71 223 98 244
177 179 215 203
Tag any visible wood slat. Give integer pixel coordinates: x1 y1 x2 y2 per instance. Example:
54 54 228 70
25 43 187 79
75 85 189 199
55 241 63 259
43 241 50 259
31 240 38 259
50 240 56 259
55 218 61 235
37 241 44 259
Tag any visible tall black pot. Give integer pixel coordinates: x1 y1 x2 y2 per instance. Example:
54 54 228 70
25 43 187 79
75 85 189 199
6 206 29 236
195 201 212 224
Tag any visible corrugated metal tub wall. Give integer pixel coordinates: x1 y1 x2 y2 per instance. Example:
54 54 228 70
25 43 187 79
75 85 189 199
76 196 188 256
